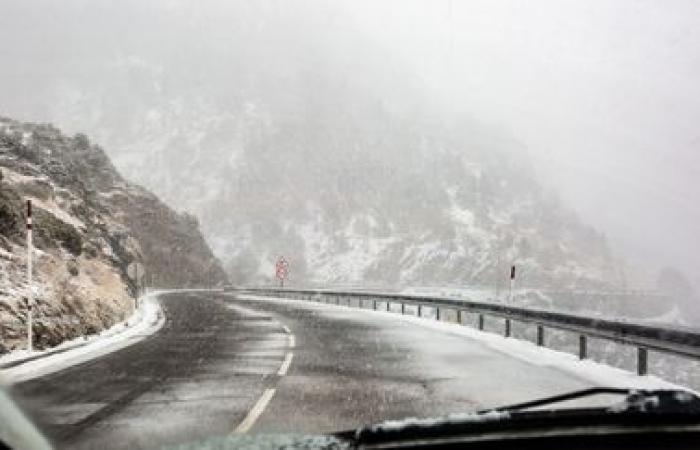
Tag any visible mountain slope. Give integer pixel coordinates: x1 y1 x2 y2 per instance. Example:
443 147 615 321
0 1 630 314
0 117 227 353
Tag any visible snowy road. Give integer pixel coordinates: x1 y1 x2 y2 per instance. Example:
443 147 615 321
10 291 668 449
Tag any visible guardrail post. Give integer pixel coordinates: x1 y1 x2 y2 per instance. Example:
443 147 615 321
638 347 648 376
418 305 422 317
401 303 405 315
536 325 545 346
386 301 391 312
505 318 511 337
457 310 462 324
478 314 484 330
436 307 441 321
373 299 377 310
579 335 587 359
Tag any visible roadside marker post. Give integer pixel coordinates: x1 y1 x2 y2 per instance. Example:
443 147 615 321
509 265 516 302
275 257 289 288
127 262 145 311
26 199 33 352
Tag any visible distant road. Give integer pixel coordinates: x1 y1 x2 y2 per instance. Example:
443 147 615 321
13 291 621 449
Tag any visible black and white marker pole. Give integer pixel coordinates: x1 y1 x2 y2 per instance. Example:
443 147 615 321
127 261 144 311
26 199 33 352
509 265 516 303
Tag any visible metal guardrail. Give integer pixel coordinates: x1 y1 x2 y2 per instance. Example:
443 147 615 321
227 287 700 376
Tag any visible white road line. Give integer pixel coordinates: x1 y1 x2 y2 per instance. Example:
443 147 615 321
232 322 296 434
233 388 277 433
277 352 294 376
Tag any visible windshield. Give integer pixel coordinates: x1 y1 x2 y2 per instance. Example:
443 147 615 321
1 1 699 449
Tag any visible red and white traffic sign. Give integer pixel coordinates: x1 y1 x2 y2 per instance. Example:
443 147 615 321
275 257 289 287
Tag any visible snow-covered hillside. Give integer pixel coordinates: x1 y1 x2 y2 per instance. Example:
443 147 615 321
0 117 227 353
61 96 625 303
0 2 637 315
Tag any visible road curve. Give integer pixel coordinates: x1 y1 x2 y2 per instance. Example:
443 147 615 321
11 291 597 449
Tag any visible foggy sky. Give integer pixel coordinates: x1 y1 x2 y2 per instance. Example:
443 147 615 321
1 0 698 287
340 0 700 286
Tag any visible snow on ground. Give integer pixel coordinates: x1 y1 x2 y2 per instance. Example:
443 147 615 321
0 290 165 385
401 286 498 303
389 309 688 392
639 305 690 327
240 294 693 393
30 197 86 230
400 286 685 327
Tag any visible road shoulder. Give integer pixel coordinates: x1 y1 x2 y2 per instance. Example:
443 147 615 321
0 291 165 385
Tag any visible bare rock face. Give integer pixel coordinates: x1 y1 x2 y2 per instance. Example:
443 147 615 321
0 117 227 353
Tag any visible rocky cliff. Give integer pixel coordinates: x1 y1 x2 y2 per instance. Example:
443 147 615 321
0 117 227 353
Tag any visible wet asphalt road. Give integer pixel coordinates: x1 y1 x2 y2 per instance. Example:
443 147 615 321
11 291 594 449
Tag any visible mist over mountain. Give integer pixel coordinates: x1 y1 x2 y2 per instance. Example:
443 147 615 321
0 1 644 313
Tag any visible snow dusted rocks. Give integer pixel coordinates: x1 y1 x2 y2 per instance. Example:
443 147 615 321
0 290 165 384
0 117 226 354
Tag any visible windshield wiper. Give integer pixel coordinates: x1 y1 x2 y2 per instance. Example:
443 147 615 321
339 388 700 448
482 387 680 413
